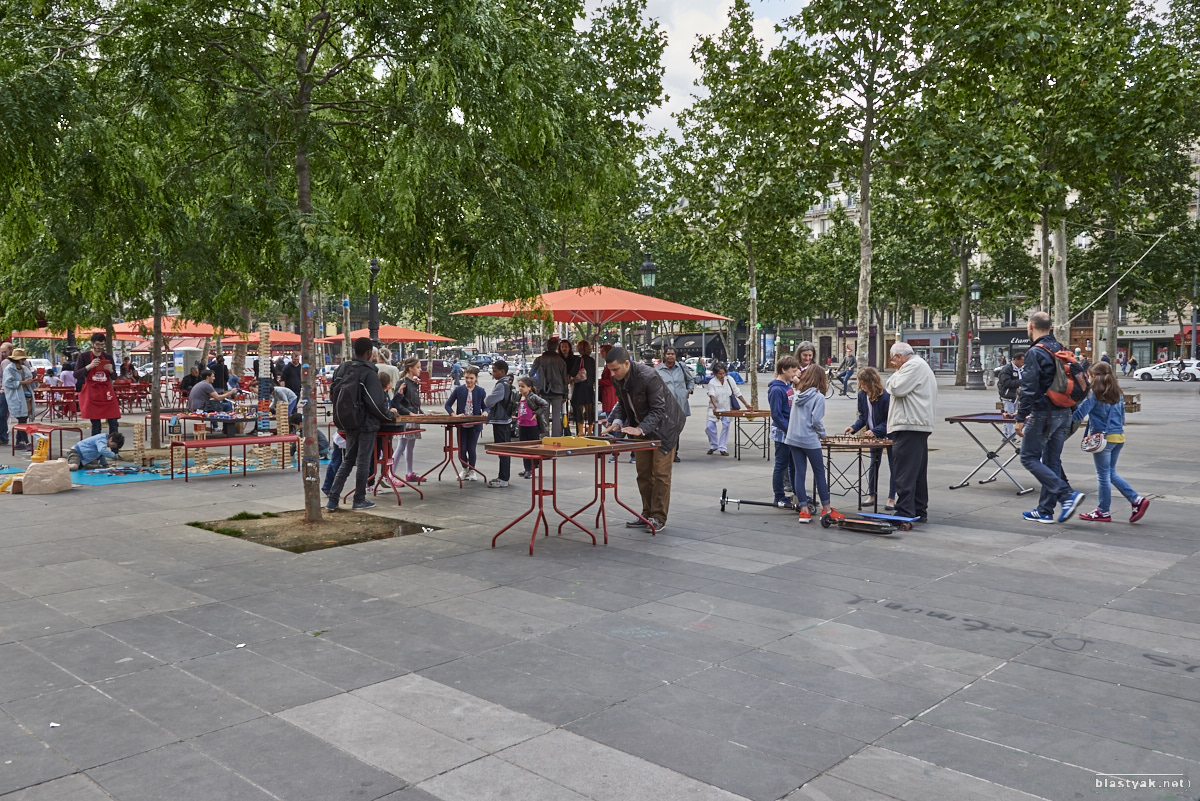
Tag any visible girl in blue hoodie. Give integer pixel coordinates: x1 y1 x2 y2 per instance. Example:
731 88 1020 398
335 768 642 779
785 363 835 523
1071 362 1149 523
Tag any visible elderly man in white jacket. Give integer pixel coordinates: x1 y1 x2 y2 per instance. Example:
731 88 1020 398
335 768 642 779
885 342 938 523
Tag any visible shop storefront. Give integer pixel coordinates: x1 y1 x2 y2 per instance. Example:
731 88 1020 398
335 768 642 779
904 330 957 372
978 329 1033 371
1112 325 1178 366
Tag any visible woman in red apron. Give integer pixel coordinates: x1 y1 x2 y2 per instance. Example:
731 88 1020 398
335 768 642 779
73 332 121 436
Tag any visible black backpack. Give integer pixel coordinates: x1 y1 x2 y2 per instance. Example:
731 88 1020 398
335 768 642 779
330 362 366 430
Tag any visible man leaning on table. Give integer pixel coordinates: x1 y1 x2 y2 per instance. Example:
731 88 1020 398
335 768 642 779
602 347 685 532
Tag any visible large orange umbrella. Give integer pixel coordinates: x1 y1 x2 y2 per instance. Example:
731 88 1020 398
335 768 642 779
453 285 730 326
114 317 217 338
316 325 454 344
11 327 140 341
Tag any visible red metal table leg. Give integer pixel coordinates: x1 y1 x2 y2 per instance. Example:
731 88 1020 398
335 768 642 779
609 448 655 535
549 460 597 545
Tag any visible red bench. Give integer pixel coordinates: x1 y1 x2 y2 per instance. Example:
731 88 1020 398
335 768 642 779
169 434 300 481
10 423 84 460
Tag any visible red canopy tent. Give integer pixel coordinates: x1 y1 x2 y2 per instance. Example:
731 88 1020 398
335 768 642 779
454 285 730 423
316 325 454 344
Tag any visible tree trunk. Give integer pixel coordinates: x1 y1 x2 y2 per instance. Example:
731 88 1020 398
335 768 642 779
1106 282 1120 362
955 238 971 386
296 57 321 523
746 234 759 408
1039 207 1051 311
1052 216 1069 344
855 95 875 369
150 261 163 449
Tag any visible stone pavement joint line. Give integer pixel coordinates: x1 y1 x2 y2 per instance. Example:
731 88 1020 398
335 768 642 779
1 378 1199 800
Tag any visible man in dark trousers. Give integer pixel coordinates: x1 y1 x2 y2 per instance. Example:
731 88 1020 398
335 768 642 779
327 337 396 511
280 356 302 397
602 347 685 532
996 349 1024 442
484 360 515 488
208 355 230 391
1015 312 1085 524
532 337 569 436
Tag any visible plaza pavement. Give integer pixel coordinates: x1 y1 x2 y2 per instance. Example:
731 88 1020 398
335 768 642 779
1 376 1199 801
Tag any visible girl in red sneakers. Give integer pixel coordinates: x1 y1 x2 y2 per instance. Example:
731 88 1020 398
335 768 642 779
1072 362 1149 523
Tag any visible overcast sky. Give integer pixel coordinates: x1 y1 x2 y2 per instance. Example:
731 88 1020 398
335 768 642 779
640 0 800 135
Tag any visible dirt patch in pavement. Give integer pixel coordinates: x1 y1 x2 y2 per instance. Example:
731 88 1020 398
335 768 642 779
187 510 438 553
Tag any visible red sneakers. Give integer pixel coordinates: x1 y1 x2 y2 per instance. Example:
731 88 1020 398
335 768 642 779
1130 497 1150 523
825 508 846 522
1078 509 1111 522
797 508 812 524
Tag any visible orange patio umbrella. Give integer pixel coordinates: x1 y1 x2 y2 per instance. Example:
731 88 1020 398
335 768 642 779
316 325 454 344
11 326 140 341
114 316 217 338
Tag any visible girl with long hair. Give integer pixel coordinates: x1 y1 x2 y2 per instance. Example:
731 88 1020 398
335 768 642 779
845 366 894 509
1071 362 1150 523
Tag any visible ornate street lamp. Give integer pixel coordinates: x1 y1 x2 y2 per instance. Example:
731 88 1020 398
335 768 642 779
966 280 985 390
368 257 381 347
640 254 658 361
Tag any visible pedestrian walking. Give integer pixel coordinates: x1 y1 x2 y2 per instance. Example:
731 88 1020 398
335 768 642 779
1071 362 1150 523
3 348 37 451
996 350 1025 442
655 348 694 463
885 342 938 523
785 361 835 523
1015 312 1086 524
0 341 13 446
704 363 747 456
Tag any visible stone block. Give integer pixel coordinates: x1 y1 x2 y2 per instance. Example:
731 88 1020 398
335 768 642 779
22 459 71 495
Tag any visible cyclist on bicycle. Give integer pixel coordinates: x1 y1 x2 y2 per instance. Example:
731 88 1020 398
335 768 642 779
835 345 857 396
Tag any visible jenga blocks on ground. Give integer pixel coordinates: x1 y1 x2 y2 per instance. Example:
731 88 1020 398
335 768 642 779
170 433 183 474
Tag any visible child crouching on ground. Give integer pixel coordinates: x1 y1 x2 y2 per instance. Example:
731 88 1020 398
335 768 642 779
1071 362 1150 523
785 363 838 524
68 432 124 471
514 376 549 478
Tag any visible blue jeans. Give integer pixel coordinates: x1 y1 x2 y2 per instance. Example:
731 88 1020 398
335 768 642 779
0 392 8 443
836 369 853 393
771 438 792 502
789 444 828 507
459 425 481 469
1092 441 1137 513
1020 409 1075 516
322 444 343 495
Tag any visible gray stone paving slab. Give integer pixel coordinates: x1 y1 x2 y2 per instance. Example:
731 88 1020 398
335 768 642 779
827 747 1048 801
99 665 263 739
87 743 276 801
507 575 648 611
419 755 589 801
247 633 404 691
353 674 552 752
2 685 177 771
331 573 459 607
178 648 340 712
418 596 569 640
463 585 615 624
166 602 296 644
579 612 754 662
566 704 818 801
96 614 234 664
617 600 787 646
784 774 899 801
373 788 444 801
193 715 406 800
24 629 163 682
878 721 1127 800
319 618 467 671
1013 640 1200 701
0 644 82 703
833 609 1035 659
0 561 147 598
482 640 665 702
278 693 485 784
0 716 76 795
786 621 1004 676
534 626 714 679
0 542 91 571
0 773 113 801
0 599 85 644
419 656 611 725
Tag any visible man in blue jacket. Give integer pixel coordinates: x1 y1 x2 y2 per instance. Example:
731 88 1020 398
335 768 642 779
768 356 799 506
1014 312 1085 524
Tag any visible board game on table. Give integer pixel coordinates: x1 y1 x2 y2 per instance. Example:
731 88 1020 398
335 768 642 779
713 409 772 460
484 436 660 555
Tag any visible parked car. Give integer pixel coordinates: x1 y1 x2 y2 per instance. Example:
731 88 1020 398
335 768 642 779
27 358 54 375
470 355 494 370
1132 359 1200 382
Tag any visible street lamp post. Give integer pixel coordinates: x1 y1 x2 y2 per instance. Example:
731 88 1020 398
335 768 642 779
966 280 985 390
368 257 380 347
640 254 658 364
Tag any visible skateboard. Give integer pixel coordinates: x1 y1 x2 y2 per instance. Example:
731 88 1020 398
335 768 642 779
719 488 809 512
820 510 920 534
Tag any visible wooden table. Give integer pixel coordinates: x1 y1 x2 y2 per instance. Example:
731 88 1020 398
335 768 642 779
945 413 1033 495
819 435 894 512
484 437 660 555
714 409 772 460
393 414 489 487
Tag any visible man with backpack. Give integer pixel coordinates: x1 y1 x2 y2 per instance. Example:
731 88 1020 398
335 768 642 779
1015 312 1086 524
485 360 516 488
327 337 397 511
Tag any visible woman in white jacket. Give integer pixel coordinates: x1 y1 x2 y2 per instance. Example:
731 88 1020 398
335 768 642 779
884 343 937 523
705 363 748 455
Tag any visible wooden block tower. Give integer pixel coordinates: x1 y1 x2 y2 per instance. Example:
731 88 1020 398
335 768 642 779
132 423 146 467
276 401 289 466
192 424 208 471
